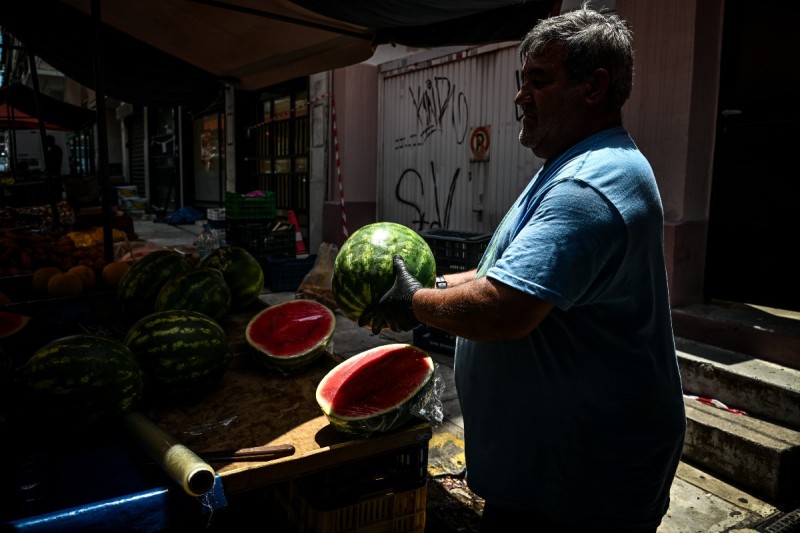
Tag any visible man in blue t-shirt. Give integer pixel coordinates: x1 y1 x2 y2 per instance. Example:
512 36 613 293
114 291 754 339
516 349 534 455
361 5 686 532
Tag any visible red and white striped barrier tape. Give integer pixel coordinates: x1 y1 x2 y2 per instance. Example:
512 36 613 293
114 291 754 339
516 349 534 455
684 394 748 415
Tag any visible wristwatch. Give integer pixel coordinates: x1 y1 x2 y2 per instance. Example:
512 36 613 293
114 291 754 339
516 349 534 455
435 275 447 289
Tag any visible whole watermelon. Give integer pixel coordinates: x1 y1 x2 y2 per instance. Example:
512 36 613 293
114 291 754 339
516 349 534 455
117 250 194 322
15 334 144 431
316 343 435 437
124 310 231 400
199 246 264 310
332 222 436 327
154 267 232 321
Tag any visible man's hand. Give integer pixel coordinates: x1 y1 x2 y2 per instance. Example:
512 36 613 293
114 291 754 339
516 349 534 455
357 255 423 334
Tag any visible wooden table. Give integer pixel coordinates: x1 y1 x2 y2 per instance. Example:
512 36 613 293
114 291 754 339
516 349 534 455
143 302 433 495
1 300 432 530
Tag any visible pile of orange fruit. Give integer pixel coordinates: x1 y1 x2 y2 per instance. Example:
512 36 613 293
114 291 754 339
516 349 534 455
28 261 131 299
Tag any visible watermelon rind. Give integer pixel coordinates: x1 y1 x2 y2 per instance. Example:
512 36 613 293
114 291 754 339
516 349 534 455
124 309 231 399
199 246 264 310
315 343 435 437
117 250 195 321
154 267 232 321
0 310 30 339
15 334 144 430
331 222 436 327
245 299 335 375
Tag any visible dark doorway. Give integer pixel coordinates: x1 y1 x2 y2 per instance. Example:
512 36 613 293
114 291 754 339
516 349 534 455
706 2 799 311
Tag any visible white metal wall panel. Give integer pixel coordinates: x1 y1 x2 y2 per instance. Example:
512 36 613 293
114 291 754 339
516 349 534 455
378 45 544 234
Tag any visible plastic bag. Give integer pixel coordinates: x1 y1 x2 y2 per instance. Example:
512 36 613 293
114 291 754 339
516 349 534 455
296 242 339 311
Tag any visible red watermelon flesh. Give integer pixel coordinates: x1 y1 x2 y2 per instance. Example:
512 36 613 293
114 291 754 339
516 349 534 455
0 310 30 339
316 343 435 436
245 299 335 373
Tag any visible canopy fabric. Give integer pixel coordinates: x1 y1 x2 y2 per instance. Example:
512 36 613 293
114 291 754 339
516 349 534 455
0 0 557 109
0 83 96 131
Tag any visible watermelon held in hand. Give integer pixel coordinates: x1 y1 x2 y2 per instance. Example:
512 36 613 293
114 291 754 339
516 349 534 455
117 250 195 321
15 334 144 430
199 246 264 310
331 222 436 328
124 310 231 400
245 299 335 375
316 343 435 437
154 267 232 321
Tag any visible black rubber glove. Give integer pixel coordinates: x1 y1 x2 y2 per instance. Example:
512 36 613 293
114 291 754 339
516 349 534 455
358 255 422 335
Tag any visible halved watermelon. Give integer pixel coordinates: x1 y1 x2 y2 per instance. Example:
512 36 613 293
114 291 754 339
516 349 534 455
316 343 435 437
0 310 29 339
245 299 335 375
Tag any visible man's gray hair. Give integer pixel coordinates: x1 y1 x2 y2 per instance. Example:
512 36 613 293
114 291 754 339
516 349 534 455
519 2 634 110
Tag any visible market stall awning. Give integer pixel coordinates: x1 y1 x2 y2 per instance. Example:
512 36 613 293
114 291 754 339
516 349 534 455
0 83 96 131
0 0 558 108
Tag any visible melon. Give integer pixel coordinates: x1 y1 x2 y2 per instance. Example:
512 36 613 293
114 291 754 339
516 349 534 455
15 334 144 430
316 343 435 437
0 310 30 339
117 250 194 321
245 299 335 375
199 246 264 310
124 309 231 399
154 267 232 321
331 222 436 329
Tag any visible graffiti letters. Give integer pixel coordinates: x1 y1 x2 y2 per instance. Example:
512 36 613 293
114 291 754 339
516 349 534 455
396 162 461 231
394 77 469 149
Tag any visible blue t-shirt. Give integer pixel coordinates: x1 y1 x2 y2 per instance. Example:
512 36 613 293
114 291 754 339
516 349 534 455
454 127 686 530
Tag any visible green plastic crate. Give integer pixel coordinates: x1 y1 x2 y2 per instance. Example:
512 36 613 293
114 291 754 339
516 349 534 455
225 191 276 220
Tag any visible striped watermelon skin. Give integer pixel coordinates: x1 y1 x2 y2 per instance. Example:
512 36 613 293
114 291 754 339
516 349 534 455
154 267 232 321
16 334 144 429
316 343 435 437
332 222 436 326
246 299 335 375
123 310 231 398
117 250 195 321
199 246 264 310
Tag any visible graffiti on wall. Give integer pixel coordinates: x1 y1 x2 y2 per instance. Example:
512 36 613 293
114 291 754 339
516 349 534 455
395 162 461 231
393 77 469 150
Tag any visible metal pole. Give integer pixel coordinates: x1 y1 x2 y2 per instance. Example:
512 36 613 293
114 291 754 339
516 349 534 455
27 54 61 228
92 0 114 265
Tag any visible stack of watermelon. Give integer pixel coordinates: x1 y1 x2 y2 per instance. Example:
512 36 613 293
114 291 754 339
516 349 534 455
5 221 442 439
117 246 264 323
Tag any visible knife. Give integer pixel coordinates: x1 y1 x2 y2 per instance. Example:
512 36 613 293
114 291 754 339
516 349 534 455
199 443 296 462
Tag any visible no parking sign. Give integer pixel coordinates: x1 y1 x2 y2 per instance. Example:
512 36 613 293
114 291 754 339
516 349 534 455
470 126 490 162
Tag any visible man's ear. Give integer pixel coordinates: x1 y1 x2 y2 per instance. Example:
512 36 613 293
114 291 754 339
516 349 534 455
586 68 610 105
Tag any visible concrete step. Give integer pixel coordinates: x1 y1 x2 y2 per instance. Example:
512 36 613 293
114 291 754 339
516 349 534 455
672 301 800 371
676 336 800 506
682 397 800 506
676 337 800 429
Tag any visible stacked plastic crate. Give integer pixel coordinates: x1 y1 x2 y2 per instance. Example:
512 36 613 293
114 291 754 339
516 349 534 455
414 229 492 356
224 192 315 292
225 191 292 258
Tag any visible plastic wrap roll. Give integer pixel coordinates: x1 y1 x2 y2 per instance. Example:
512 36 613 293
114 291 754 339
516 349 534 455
122 411 216 497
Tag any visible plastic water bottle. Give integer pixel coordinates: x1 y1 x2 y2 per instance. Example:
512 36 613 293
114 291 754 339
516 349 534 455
197 223 218 260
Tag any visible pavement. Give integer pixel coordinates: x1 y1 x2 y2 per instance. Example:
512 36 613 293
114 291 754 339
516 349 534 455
132 217 787 533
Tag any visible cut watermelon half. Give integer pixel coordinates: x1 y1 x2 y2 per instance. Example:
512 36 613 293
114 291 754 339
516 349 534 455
316 343 435 437
245 299 335 375
0 310 30 339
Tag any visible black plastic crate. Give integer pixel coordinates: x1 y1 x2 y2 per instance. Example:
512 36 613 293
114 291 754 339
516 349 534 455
264 254 317 292
413 324 456 356
419 229 491 274
226 221 294 259
295 441 429 511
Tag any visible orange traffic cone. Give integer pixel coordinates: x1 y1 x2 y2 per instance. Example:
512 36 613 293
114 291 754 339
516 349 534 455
287 210 308 258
